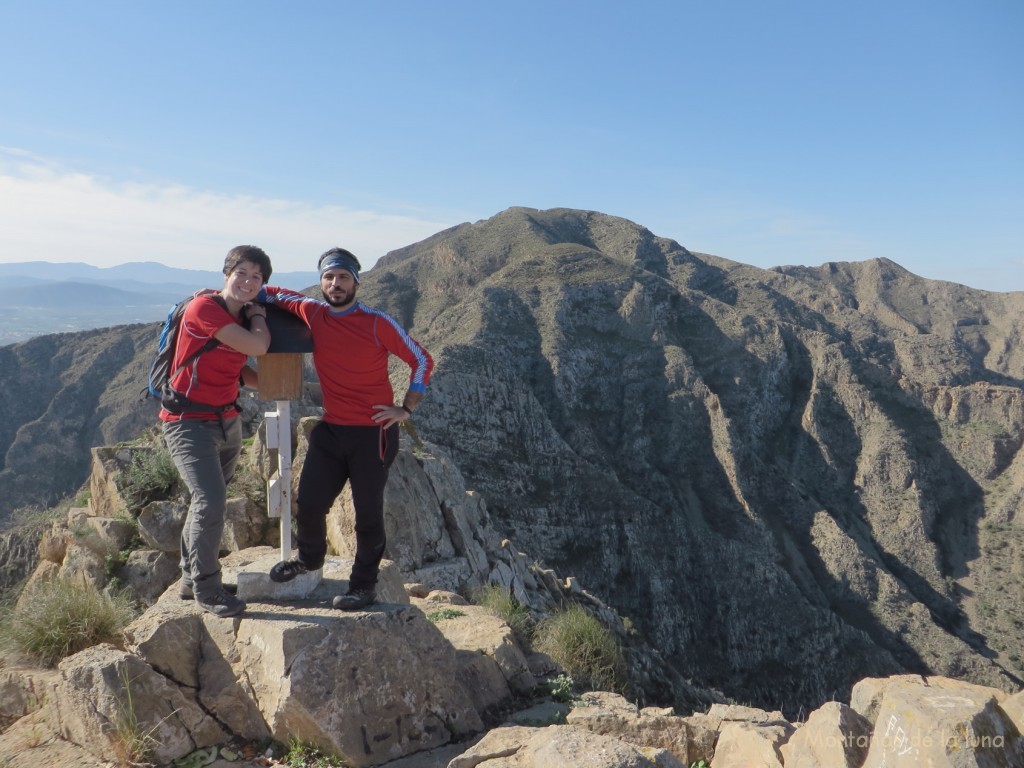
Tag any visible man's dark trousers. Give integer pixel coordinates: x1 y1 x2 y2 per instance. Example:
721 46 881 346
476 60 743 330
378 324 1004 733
294 421 400 590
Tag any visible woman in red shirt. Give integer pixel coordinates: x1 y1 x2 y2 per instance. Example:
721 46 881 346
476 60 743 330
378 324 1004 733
162 245 272 617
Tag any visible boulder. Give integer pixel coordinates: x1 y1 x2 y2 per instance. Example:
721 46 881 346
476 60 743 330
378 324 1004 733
37 522 69 563
0 667 59 726
1001 690 1024 736
49 644 227 765
711 720 793 768
239 603 483 766
87 446 131 518
119 548 181 604
15 560 61 608
424 603 536 694
57 542 106 589
779 701 872 768
449 724 686 768
129 561 479 767
0 710 108 768
566 690 717 764
850 674 926 725
221 496 267 551
82 516 137 555
860 675 1024 767
137 498 187 552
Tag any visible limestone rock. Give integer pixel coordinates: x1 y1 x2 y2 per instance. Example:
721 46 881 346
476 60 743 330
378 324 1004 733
50 644 227 765
119 548 179 603
448 724 534 767
860 675 1024 767
449 724 686 768
850 674 927 725
0 710 108 768
711 720 793 768
57 541 106 589
425 603 536 695
87 445 130 519
15 559 61 607
221 496 267 551
566 690 717 764
137 498 187 551
37 522 69 563
0 667 59 727
521 725 686 768
1001 690 1024 737
82 516 136 555
125 602 206 689
240 603 483 767
779 701 872 768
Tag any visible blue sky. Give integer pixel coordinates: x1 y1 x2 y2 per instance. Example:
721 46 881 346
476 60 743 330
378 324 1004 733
0 1 1020 291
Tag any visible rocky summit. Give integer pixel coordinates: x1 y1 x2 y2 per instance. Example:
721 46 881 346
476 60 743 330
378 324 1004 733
1 206 1023 718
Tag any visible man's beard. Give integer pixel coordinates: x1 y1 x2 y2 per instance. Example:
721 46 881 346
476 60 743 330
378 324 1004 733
322 287 355 308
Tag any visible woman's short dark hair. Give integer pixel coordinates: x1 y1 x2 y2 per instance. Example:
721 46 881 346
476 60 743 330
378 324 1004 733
223 245 272 284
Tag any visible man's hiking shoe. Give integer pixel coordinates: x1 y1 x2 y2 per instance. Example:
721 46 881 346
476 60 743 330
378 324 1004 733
179 582 236 600
333 588 376 611
269 558 311 583
196 588 246 618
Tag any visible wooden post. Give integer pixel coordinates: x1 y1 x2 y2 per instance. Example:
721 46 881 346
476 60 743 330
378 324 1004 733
259 357 302 564
258 304 314 564
257 354 303 401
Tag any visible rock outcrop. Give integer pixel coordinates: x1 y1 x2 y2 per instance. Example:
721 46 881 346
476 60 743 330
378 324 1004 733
2 425 1024 766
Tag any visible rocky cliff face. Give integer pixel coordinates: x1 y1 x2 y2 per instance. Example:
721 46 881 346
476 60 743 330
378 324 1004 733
363 208 1024 709
1 206 1022 713
0 325 157 519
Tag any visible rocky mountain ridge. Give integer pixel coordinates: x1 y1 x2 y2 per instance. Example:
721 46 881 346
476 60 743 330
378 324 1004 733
1 207 1022 714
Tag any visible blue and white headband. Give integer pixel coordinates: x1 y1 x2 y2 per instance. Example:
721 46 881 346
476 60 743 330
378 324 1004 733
319 252 360 283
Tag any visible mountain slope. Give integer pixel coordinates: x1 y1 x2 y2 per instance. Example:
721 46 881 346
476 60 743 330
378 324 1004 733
365 207 1024 708
0 324 158 518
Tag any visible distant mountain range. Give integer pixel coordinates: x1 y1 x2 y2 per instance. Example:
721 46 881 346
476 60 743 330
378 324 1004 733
0 261 320 344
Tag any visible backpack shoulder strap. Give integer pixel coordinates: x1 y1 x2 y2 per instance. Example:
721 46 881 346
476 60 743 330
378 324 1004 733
168 292 229 380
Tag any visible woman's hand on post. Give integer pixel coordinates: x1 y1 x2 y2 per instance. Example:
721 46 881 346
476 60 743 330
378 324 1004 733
243 302 267 321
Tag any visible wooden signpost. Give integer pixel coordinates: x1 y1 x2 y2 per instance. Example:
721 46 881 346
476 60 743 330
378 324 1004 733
257 305 313 563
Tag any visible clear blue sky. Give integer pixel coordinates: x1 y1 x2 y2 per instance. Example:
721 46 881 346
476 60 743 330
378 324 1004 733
0 1 1021 290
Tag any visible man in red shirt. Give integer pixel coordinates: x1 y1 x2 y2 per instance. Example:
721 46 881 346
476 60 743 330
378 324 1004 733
264 247 433 609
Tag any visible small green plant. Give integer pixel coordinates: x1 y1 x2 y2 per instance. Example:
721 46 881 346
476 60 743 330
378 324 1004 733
473 583 533 640
119 447 179 510
282 738 348 767
532 603 627 694
546 673 577 703
426 608 467 622
105 549 132 579
689 761 710 768
0 578 137 668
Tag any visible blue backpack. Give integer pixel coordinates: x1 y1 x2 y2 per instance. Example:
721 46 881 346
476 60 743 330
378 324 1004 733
144 289 234 414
